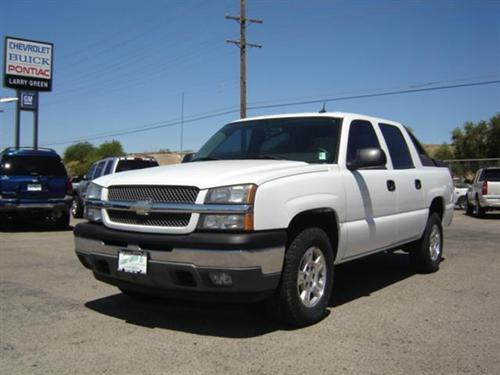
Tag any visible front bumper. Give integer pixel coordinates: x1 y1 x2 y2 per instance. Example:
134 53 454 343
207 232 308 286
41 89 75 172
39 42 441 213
74 223 286 300
0 196 72 214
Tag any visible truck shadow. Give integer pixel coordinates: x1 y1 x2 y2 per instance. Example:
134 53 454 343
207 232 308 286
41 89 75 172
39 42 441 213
85 294 284 338
464 213 500 220
0 218 74 232
85 252 415 338
330 251 414 307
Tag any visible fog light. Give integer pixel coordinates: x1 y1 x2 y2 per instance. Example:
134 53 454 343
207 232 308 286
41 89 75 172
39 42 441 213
208 271 233 287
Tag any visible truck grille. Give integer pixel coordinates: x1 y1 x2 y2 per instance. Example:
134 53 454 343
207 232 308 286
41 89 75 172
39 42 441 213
108 185 199 204
107 210 191 227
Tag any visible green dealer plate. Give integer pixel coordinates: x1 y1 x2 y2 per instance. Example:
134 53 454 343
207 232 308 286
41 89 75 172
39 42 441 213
117 250 148 274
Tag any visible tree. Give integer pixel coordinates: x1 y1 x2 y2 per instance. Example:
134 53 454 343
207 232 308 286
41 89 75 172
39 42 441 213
449 114 500 178
63 140 125 176
63 142 96 176
433 143 454 160
452 120 491 159
95 140 125 159
486 114 500 158
63 142 95 164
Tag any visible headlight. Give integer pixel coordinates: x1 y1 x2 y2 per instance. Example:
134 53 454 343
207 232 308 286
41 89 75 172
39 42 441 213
199 184 257 231
86 183 103 200
205 184 256 204
84 183 103 222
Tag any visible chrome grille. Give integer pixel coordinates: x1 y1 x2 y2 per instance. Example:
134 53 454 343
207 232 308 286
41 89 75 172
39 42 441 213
107 210 191 227
108 185 199 204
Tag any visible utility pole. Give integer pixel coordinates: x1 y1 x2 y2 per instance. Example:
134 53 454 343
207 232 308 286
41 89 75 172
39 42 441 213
180 92 184 155
226 0 262 119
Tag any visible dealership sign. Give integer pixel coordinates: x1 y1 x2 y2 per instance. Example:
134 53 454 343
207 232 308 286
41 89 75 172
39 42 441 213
3 37 54 91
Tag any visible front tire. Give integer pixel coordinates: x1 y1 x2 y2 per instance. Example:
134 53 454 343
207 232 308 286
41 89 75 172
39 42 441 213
71 196 84 218
410 213 443 273
267 227 334 327
457 196 466 210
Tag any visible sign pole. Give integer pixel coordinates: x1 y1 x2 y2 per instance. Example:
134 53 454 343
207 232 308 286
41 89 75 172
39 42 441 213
33 95 39 149
14 90 20 148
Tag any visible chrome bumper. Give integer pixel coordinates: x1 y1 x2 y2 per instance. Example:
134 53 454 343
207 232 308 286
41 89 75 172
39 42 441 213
74 236 285 275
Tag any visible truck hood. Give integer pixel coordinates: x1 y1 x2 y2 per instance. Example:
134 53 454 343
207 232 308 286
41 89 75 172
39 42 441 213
94 160 330 190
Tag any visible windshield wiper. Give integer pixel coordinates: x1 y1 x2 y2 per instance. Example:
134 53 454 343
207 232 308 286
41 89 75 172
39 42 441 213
255 154 289 160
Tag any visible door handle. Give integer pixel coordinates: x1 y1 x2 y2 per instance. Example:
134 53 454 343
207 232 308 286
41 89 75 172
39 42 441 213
415 179 422 190
387 180 396 192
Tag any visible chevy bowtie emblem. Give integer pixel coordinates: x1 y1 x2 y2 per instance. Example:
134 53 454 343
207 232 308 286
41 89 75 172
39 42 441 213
132 200 153 216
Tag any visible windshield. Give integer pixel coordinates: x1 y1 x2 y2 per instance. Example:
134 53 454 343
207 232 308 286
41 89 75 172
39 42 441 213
115 159 159 173
0 155 67 177
194 117 342 164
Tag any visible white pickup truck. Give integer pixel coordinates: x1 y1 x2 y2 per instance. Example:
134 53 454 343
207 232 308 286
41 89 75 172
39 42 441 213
74 112 454 326
465 167 500 217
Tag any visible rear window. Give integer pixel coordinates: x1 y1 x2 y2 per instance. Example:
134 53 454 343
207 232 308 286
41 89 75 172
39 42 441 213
115 159 159 173
0 155 67 177
379 123 414 169
407 130 435 166
483 169 500 182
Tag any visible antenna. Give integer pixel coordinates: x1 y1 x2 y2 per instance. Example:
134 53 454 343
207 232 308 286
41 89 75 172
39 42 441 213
319 103 327 113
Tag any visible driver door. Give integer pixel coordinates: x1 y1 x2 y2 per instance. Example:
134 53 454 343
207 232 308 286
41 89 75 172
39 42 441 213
341 119 399 259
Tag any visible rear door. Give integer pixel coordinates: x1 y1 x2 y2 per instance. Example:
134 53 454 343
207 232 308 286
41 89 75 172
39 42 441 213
378 123 426 243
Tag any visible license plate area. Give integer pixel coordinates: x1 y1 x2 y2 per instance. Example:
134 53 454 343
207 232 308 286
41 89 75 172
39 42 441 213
27 184 42 192
117 250 148 274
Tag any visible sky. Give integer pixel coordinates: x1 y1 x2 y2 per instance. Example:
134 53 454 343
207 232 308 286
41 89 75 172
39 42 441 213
1 0 499 155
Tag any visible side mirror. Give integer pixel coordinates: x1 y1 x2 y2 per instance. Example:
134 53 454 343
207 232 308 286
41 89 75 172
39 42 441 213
182 153 196 163
348 147 387 170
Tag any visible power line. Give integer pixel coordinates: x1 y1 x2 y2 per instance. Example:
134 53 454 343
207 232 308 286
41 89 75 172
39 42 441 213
248 79 500 110
41 78 500 147
42 108 240 147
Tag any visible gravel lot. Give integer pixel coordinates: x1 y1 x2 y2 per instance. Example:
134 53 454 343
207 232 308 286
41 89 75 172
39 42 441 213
1 212 499 375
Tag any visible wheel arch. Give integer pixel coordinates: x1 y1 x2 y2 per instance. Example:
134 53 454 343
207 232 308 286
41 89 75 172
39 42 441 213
429 196 444 220
286 208 340 261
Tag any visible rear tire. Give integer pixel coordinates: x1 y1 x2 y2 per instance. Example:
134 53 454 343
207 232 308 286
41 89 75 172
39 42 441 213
410 213 443 273
71 196 84 219
55 210 70 230
474 196 485 218
266 227 334 327
465 197 474 216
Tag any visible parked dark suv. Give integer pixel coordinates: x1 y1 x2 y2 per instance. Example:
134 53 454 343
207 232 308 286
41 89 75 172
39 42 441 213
72 156 159 218
0 147 72 228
